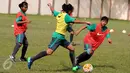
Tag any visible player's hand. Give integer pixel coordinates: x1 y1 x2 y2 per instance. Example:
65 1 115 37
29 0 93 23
47 3 51 7
25 20 31 23
86 22 91 25
108 38 112 44
128 33 130 36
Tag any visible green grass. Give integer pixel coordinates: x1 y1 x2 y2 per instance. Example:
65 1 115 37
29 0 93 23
0 14 130 73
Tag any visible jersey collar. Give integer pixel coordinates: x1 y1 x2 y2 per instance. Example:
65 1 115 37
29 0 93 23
20 10 26 16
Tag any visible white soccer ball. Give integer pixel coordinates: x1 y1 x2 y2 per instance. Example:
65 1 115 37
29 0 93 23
122 30 126 33
83 64 93 73
110 29 114 33
11 25 14 27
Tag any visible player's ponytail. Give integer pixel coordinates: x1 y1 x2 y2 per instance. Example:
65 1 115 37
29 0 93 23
19 3 22 8
18 1 28 8
62 3 74 14
62 3 68 13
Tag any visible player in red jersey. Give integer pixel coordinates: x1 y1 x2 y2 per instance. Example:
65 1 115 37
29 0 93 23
72 16 112 71
10 1 31 62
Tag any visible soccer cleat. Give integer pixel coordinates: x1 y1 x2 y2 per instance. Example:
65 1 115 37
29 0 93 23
9 55 15 63
27 57 33 69
19 57 27 61
72 65 82 72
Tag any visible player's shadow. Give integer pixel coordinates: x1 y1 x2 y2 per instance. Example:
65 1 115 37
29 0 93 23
36 61 72 72
93 64 116 69
38 66 71 72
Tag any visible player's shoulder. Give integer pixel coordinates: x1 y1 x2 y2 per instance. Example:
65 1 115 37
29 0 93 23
17 11 22 15
90 23 97 27
16 12 22 16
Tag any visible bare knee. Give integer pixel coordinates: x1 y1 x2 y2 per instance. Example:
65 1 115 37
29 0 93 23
67 44 75 51
16 43 22 47
46 49 54 55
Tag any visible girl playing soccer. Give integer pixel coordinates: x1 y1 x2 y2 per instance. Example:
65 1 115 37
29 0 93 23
27 3 90 71
73 16 112 71
10 1 31 62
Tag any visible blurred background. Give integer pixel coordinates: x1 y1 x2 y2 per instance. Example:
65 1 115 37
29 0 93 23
0 0 130 20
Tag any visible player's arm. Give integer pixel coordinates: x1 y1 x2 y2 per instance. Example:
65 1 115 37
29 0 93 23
47 3 59 17
75 25 86 36
47 3 54 13
74 19 91 25
75 23 96 36
65 14 91 25
16 16 31 25
106 33 112 44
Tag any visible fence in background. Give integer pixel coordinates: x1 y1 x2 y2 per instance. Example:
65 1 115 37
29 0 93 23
0 0 130 20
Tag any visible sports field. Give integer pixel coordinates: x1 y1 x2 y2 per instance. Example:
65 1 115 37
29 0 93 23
0 14 130 73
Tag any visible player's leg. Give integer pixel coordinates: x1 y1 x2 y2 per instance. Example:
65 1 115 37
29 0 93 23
76 44 94 65
70 33 74 43
10 33 24 62
67 25 74 43
20 34 28 61
27 37 60 69
72 44 94 71
30 48 54 62
60 39 76 67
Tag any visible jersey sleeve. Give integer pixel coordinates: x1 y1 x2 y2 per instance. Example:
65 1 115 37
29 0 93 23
106 33 110 38
16 16 22 22
53 10 60 17
65 14 75 23
87 24 96 31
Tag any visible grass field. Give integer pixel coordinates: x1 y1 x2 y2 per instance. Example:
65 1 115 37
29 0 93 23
0 14 130 73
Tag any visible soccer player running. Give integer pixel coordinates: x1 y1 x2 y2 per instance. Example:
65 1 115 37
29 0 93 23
72 16 112 71
27 3 90 71
10 1 31 62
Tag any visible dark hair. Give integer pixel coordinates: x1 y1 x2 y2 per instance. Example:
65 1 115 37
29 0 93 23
62 3 74 13
19 1 28 8
101 16 109 22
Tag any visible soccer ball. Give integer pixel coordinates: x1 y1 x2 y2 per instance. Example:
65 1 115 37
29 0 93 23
110 29 114 33
83 64 93 73
11 25 14 27
122 30 126 33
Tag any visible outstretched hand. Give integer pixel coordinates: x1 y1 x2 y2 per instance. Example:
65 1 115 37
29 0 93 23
47 3 51 7
108 38 112 44
128 33 130 36
86 22 91 25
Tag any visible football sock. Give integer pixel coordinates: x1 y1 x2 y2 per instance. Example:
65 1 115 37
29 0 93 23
12 43 22 57
70 34 74 43
21 44 28 58
31 51 47 62
76 52 92 65
69 50 76 67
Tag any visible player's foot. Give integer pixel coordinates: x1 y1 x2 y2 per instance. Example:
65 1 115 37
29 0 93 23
72 65 82 72
19 57 27 61
9 55 15 63
27 57 33 69
72 42 76 46
71 42 80 46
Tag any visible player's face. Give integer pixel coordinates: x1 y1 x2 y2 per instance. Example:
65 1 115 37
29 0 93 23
101 20 108 26
21 5 28 12
68 10 73 16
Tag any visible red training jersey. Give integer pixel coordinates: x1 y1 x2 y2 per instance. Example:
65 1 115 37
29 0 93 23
84 23 110 51
14 12 28 36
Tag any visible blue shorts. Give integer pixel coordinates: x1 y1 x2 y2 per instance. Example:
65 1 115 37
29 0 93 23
48 37 70 51
16 33 28 44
